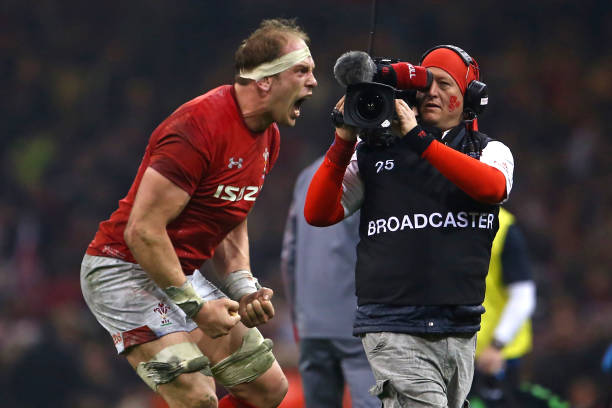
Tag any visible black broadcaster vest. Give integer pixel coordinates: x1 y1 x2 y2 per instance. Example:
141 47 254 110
355 124 500 307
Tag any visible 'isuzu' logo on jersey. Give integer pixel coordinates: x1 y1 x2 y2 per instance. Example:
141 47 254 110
213 184 261 202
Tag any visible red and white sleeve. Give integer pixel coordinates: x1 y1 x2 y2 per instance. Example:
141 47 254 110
304 134 360 226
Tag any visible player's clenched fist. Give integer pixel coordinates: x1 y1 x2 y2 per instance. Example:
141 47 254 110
193 298 241 338
239 287 275 328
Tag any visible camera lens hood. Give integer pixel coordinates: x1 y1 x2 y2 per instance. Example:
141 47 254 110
343 82 396 129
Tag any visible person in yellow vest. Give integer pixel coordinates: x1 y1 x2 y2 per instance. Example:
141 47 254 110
469 207 537 407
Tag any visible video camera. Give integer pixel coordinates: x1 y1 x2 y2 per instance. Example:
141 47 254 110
344 58 425 129
333 51 432 144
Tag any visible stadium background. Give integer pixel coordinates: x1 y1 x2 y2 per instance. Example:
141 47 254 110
2 0 611 406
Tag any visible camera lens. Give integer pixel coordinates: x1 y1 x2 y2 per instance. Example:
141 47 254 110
356 90 385 121
343 82 395 128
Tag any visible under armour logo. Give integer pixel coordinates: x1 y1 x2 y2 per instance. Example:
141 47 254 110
228 157 243 169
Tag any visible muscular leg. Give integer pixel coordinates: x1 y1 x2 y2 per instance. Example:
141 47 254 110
125 331 218 408
190 323 288 408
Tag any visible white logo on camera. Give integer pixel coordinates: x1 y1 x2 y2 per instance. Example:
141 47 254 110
406 63 416 79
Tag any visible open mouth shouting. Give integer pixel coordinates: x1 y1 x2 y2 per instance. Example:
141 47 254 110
292 96 309 119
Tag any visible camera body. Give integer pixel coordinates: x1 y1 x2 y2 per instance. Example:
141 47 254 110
343 84 417 129
342 58 419 144
332 52 432 144
343 82 418 146
343 82 396 129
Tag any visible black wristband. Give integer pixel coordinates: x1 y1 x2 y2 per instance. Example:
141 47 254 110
399 125 436 156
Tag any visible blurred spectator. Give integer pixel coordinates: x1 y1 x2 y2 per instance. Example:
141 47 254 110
281 156 378 407
469 208 536 407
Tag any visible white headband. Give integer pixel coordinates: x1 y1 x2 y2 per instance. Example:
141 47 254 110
239 46 311 81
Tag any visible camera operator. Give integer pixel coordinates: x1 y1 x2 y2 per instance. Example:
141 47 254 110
304 45 514 408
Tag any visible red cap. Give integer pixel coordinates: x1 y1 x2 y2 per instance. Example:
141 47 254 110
421 47 479 94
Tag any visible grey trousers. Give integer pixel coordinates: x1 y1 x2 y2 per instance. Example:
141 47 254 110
362 332 476 408
299 338 380 408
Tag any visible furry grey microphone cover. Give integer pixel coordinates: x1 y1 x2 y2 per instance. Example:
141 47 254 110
333 51 376 87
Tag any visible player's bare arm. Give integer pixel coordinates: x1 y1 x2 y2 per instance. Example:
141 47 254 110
213 218 275 327
125 167 240 338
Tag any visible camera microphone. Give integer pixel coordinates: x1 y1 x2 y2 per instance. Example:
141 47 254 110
333 51 432 92
333 51 377 87
374 61 433 91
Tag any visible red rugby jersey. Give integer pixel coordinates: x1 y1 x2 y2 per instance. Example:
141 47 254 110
87 85 280 273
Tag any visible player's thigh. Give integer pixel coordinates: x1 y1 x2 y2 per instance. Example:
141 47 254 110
334 338 379 408
190 323 287 407
80 255 201 354
299 339 344 407
125 331 217 406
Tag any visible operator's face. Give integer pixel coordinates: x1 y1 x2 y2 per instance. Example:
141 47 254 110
417 67 464 131
268 37 317 127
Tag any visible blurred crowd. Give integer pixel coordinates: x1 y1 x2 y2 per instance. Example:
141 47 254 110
2 0 611 407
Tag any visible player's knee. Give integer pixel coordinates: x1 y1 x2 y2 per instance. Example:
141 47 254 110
265 373 288 407
212 328 286 407
160 375 218 408
137 342 213 392
185 391 218 408
212 328 276 387
172 389 218 408
137 342 218 408
251 366 289 408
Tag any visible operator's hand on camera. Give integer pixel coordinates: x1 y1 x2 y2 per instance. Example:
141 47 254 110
394 99 418 136
332 96 358 142
394 99 436 155
238 287 275 328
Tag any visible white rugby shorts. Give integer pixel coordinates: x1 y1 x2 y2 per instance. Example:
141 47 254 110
80 254 225 353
